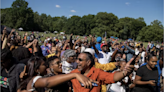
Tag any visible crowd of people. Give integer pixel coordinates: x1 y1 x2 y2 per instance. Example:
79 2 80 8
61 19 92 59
1 27 164 92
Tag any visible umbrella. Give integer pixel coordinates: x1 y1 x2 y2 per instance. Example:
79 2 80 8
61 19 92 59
54 31 58 33
18 27 23 31
60 32 65 35
110 36 114 38
128 38 132 41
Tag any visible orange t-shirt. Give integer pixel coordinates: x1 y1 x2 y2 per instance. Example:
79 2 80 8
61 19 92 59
71 67 115 92
28 48 32 53
24 36 27 40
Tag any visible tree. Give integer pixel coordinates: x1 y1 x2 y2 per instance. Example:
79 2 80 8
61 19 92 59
136 23 163 42
114 17 146 40
52 16 67 32
81 14 95 35
62 16 81 35
91 12 119 37
150 20 163 29
2 0 34 30
1 0 163 42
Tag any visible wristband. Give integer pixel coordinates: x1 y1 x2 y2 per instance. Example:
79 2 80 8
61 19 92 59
123 71 126 77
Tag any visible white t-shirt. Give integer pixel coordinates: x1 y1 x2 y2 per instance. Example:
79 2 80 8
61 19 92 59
28 76 42 92
97 51 113 64
139 51 145 65
107 69 128 92
135 48 139 55
62 61 73 74
156 44 160 49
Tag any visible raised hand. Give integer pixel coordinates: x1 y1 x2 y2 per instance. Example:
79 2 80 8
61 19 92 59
89 35 92 38
33 39 38 47
3 27 7 34
57 46 61 52
11 29 15 33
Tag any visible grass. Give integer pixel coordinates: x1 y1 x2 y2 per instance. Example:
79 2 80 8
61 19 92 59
143 42 148 48
17 31 148 48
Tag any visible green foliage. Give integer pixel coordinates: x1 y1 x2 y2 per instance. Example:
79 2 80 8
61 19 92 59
1 0 163 42
136 22 163 42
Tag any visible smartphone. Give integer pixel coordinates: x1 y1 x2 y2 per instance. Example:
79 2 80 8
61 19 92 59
80 82 98 87
130 52 140 65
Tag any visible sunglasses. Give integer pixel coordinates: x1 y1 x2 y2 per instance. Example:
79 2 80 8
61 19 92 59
77 58 88 62
52 61 62 65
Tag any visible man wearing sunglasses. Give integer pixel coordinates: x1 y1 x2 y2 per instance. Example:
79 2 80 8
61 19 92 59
71 52 134 92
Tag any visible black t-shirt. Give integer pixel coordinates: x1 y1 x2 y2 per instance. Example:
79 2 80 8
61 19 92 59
1 69 10 92
133 65 158 92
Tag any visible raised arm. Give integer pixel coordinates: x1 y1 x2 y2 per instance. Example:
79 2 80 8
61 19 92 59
32 39 38 55
56 46 61 57
62 40 69 50
111 49 118 62
125 44 135 54
90 35 99 55
2 27 7 41
73 38 80 50
8 29 15 39
69 34 73 49
24 40 35 48
113 57 135 82
2 35 8 49
23 32 28 44
104 37 107 44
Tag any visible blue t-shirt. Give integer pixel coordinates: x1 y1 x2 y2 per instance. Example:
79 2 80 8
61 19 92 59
27 36 30 40
40 45 50 56
140 60 162 87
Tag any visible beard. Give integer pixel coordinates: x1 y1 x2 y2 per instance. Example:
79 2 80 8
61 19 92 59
78 64 88 73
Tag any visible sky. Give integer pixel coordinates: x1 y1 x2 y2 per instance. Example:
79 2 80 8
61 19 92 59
1 0 163 25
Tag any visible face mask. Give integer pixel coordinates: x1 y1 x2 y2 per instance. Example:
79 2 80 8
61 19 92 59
124 50 129 53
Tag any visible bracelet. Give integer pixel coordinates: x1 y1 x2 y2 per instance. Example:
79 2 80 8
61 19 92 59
123 71 126 77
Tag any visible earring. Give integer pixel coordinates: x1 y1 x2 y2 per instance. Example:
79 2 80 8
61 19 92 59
37 72 40 75
51 68 54 72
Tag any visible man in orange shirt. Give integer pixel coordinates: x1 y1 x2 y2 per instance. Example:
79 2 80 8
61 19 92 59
71 52 134 92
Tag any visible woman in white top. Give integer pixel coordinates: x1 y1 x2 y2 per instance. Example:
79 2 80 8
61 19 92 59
17 56 98 92
107 60 129 92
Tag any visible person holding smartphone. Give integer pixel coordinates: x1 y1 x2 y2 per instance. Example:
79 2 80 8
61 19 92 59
71 52 134 92
133 53 158 92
